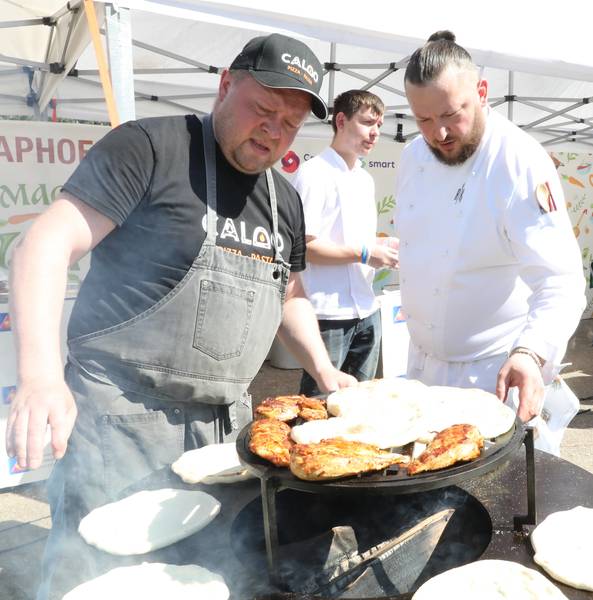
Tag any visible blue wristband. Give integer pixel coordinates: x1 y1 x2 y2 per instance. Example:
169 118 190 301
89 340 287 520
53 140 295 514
361 245 368 264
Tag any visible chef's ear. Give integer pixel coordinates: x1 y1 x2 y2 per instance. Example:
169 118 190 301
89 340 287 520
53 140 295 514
477 79 488 106
335 111 347 130
218 69 233 101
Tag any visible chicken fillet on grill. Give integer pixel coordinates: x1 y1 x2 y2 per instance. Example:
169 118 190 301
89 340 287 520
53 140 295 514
290 439 409 481
407 423 484 475
249 418 293 467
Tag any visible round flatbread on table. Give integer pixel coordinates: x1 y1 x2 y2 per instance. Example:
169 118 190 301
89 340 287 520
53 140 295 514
62 562 230 600
412 559 568 599
172 443 254 484
78 488 220 555
531 505 593 591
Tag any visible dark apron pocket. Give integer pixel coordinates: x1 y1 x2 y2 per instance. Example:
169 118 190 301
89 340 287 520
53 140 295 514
100 407 185 500
193 279 255 359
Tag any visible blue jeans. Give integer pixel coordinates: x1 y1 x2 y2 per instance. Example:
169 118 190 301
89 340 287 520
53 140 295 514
299 309 381 396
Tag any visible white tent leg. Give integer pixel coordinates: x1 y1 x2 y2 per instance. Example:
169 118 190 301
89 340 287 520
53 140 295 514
104 3 136 122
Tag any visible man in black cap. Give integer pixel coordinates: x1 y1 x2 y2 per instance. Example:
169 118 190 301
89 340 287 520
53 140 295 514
7 33 354 598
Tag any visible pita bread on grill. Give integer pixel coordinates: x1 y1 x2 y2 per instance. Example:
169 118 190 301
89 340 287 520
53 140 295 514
171 443 254 484
531 506 593 591
62 563 229 600
327 377 428 418
412 559 568 599
421 386 516 439
78 488 220 555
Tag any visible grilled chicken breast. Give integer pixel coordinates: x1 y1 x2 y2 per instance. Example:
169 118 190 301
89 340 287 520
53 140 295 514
297 396 328 421
407 423 484 475
249 418 293 467
255 395 302 422
290 439 410 481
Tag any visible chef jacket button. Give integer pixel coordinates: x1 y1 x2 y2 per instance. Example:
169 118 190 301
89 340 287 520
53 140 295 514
404 241 409 247
102 415 109 422
272 270 280 280
427 323 434 329
443 249 449 256
402 277 406 283
173 408 181 415
419 167 424 173
408 203 414 209
202 280 209 288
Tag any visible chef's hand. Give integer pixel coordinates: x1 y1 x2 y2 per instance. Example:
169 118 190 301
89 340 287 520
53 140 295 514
315 367 357 394
368 237 399 270
5 377 77 470
495 354 544 422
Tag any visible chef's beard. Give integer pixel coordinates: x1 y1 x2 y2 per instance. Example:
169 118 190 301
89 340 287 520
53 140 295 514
428 113 486 167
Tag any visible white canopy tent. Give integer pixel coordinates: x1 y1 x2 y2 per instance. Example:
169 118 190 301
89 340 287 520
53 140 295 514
1 0 593 149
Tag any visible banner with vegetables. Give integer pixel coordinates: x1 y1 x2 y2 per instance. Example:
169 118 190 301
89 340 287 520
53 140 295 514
553 152 593 318
0 120 108 288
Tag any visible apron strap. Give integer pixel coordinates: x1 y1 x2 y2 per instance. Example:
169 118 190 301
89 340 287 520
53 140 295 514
202 113 287 266
202 114 218 246
265 168 283 264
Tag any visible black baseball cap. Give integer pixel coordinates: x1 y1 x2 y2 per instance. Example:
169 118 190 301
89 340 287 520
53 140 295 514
230 33 328 121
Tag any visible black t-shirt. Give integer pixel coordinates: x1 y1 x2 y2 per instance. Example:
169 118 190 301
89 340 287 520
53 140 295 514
65 115 306 339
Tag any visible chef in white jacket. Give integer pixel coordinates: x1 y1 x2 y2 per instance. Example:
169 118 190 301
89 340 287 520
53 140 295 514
394 31 585 443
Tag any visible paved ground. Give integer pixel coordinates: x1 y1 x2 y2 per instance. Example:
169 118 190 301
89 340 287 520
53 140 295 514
2 320 593 599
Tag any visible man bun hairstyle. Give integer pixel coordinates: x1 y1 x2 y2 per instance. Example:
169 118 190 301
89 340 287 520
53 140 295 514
331 89 384 134
405 30 476 85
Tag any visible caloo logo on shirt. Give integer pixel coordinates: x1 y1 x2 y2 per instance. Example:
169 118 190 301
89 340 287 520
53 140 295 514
201 214 285 256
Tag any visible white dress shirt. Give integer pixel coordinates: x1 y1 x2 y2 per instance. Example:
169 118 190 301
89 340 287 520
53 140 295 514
293 147 378 320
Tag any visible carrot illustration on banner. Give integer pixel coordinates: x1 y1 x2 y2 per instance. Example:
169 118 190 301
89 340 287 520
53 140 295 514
0 213 41 227
573 209 587 238
561 174 586 188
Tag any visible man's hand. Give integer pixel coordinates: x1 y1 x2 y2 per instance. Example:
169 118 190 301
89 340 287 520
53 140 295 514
5 378 77 469
495 353 545 422
314 367 357 394
368 237 399 269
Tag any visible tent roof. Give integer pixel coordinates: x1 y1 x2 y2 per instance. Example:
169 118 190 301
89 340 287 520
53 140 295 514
1 0 593 149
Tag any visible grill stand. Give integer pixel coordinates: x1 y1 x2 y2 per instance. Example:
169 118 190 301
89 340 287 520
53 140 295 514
260 427 536 590
513 426 537 532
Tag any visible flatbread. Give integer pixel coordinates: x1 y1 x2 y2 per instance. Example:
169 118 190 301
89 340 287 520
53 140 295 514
62 563 229 600
78 488 220 555
171 443 254 484
422 386 515 439
291 412 424 449
412 559 568 599
531 506 593 591
327 378 428 417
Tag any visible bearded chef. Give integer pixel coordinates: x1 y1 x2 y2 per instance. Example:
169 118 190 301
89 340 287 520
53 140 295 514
394 31 585 451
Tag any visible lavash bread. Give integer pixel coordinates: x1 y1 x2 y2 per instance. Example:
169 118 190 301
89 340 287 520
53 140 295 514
78 488 220 555
171 443 253 484
531 506 593 591
412 559 568 599
62 563 229 600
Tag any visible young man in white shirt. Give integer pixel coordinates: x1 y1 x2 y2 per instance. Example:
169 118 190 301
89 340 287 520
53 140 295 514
293 90 399 395
395 31 584 449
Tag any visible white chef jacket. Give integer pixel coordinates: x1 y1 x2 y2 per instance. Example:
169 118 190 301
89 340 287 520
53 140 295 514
293 147 378 320
394 109 585 387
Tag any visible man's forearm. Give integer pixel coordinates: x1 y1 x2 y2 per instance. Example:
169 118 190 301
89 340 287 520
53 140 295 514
276 295 333 380
305 238 362 265
10 231 70 383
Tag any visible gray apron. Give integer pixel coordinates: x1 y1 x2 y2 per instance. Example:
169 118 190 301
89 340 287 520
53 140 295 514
38 116 291 599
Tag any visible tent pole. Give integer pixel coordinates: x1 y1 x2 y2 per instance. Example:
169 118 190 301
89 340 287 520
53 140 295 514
82 0 120 127
327 42 336 118
507 71 514 122
104 3 136 122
